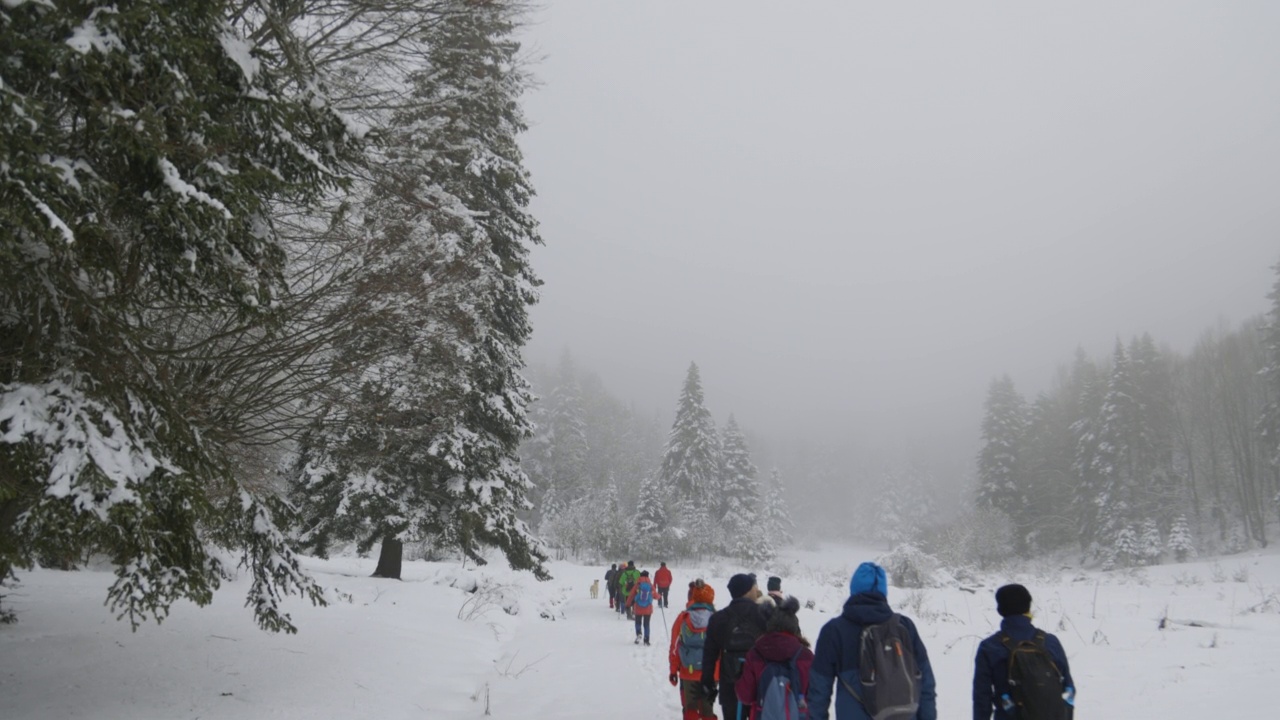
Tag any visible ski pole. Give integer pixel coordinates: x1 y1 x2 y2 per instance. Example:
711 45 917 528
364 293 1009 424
659 595 669 642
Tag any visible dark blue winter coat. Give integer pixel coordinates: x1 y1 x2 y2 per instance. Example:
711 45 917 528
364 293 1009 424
973 615 1074 720
806 592 938 720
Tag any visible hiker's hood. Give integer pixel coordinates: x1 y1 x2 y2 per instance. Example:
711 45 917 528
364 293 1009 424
688 606 713 628
840 591 894 626
753 631 807 663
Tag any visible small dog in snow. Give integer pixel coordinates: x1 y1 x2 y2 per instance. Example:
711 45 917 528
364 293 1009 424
590 579 599 599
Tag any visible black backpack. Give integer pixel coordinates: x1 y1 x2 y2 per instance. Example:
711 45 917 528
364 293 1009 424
722 615 764 684
1003 632 1071 720
836 615 922 720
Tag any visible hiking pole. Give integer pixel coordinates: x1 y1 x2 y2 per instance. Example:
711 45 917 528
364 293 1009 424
659 598 669 643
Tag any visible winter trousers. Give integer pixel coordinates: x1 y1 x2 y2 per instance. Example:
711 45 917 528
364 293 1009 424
658 585 671 608
634 613 651 642
608 587 615 609
680 679 717 720
720 700 741 720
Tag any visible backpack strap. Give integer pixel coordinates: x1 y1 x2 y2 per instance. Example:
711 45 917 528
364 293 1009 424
832 617 864 708
788 649 808 709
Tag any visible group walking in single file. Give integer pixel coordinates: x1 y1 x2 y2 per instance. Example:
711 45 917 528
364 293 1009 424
602 559 1074 719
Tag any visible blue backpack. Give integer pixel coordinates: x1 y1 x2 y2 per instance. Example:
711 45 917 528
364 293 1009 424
635 582 653 609
757 651 808 720
677 609 712 670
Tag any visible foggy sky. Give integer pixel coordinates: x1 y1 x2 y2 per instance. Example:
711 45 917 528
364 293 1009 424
517 1 1280 466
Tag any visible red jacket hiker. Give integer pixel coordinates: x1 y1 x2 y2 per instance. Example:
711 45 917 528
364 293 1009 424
655 564 673 590
734 631 815 720
627 577 660 615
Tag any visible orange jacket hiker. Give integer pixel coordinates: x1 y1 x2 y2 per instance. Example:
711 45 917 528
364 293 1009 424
626 577 660 615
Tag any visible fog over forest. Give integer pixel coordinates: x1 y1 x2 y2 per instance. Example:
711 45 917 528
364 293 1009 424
515 1 1280 543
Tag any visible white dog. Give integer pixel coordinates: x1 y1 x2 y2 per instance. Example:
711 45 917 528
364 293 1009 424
590 579 600 599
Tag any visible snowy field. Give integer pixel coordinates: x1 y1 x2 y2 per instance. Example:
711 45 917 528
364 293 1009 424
2 543 1277 719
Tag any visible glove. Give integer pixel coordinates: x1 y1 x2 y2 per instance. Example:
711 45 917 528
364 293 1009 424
703 683 718 706
669 673 679 687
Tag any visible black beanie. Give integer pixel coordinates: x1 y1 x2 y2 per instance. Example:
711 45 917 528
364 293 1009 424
767 576 782 592
727 573 756 599
996 584 1032 617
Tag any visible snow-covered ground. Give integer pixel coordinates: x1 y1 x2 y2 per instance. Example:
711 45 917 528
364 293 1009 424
2 543 1277 718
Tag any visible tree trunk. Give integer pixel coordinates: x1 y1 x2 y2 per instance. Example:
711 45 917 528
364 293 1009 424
371 536 403 579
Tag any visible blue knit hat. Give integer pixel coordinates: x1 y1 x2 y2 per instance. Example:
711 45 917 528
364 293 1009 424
849 562 888 597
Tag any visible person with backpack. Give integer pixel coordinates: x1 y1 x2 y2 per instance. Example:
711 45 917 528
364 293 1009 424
669 579 719 720
973 584 1075 720
656 561 674 608
605 564 618 609
617 561 640 618
766 576 784 606
807 562 937 720
735 596 815 720
626 570 662 645
702 573 770 720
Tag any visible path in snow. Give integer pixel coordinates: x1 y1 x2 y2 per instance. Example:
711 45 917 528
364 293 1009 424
485 562 686 719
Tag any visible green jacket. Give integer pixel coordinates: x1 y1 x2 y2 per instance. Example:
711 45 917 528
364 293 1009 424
617 567 640 594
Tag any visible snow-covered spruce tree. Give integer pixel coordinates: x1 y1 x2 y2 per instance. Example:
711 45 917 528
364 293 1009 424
872 468 914 548
1091 342 1144 560
1137 518 1163 566
761 468 795 547
532 355 590 521
976 375 1030 549
1069 350 1107 552
719 416 770 562
658 363 723 551
1128 334 1180 524
289 0 547 580
1107 525 1139 570
0 0 358 631
1167 514 1194 562
633 473 669 559
1257 261 1280 476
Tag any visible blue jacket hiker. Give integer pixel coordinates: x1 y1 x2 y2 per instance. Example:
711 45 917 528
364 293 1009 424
973 584 1075 720
807 562 938 720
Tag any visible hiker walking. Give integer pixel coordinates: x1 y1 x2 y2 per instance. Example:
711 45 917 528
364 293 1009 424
766 576 784 606
626 570 661 645
973 584 1075 720
655 561 674 609
735 596 814 720
701 573 770 720
807 562 937 720
605 563 618 609
617 561 639 618
669 580 719 720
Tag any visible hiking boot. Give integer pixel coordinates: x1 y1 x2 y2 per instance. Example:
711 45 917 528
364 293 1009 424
634 635 641 645
643 639 650 646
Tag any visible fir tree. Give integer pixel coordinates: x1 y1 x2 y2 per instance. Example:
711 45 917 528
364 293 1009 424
1167 514 1194 562
1108 525 1138 570
1137 518 1163 566
289 0 547 580
1092 342 1144 556
544 360 589 506
658 363 722 545
0 0 357 631
976 375 1030 546
761 468 795 547
1069 350 1107 551
719 416 768 560
633 474 668 558
1257 261 1280 469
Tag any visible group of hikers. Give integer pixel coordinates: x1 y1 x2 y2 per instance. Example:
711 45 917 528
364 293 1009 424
603 560 1076 720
